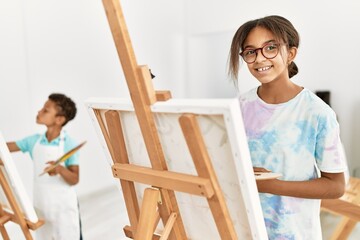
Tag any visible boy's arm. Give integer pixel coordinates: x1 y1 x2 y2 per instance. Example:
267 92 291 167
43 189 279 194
256 171 345 199
7 142 20 152
46 163 79 185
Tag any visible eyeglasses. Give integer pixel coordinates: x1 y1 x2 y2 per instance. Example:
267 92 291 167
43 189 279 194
239 42 285 64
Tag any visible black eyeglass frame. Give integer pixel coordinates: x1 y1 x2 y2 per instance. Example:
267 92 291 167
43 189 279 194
239 42 287 64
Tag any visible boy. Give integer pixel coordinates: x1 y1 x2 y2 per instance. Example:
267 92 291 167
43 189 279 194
7 93 80 240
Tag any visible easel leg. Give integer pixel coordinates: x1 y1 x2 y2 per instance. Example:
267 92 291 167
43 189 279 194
0 169 33 239
160 212 177 240
135 188 161 240
103 110 140 228
0 208 10 240
0 220 10 240
330 218 357 240
101 0 187 238
179 114 238 240
0 229 10 240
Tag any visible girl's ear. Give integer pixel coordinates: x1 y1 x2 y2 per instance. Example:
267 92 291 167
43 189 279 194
288 47 298 64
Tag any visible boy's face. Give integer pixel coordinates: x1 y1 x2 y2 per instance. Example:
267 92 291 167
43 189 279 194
36 100 64 127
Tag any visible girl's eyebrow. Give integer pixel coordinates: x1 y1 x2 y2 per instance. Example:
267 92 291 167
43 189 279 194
243 39 276 49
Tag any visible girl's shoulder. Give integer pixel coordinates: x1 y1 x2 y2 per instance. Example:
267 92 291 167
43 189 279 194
238 87 258 102
300 89 336 116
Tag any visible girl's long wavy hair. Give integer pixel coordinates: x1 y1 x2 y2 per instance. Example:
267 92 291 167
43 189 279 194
228 15 300 84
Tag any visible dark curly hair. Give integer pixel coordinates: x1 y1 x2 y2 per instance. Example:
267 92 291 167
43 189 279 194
228 15 300 82
48 93 77 126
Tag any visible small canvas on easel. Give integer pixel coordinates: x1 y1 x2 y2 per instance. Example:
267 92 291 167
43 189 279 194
87 97 268 239
0 131 38 223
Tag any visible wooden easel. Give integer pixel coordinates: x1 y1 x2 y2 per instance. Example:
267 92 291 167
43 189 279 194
95 0 239 239
321 177 360 239
0 163 44 240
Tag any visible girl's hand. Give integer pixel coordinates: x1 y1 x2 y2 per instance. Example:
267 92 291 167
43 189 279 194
253 167 276 192
253 167 271 173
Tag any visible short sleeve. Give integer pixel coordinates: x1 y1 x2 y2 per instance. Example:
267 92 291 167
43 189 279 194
15 134 41 159
63 135 80 167
315 113 347 173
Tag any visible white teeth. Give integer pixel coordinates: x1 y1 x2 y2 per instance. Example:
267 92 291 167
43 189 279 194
257 66 270 72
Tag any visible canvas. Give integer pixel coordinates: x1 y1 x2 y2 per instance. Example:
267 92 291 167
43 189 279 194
0 131 38 223
86 97 268 239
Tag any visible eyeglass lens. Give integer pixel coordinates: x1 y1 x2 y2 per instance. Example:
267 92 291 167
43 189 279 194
241 43 280 63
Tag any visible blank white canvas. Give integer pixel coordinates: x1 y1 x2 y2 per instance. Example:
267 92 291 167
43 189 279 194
0 131 38 223
86 98 267 239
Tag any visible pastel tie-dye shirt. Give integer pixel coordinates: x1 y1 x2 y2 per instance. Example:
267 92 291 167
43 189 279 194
239 88 347 240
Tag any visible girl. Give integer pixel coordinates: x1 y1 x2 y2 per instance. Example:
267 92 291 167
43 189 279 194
228 15 347 239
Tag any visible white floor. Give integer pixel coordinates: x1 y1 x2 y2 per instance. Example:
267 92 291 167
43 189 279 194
79 186 128 240
5 185 360 239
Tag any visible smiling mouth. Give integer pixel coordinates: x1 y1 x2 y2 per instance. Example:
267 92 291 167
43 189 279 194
256 66 272 72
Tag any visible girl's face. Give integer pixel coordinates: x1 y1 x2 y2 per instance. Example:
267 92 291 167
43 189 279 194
243 27 295 85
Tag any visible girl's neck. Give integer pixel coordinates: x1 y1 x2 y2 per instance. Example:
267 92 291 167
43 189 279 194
258 80 303 104
45 127 62 142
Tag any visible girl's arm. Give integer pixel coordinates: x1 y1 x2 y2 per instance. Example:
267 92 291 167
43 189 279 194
46 163 79 185
256 171 345 199
6 142 20 152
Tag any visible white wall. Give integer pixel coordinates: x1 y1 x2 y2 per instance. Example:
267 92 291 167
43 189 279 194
0 0 187 198
183 0 360 176
1 0 360 200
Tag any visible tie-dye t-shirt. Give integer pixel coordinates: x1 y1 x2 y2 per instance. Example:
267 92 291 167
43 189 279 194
239 87 347 240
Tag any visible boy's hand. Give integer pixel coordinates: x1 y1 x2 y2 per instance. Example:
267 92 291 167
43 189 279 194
45 161 62 176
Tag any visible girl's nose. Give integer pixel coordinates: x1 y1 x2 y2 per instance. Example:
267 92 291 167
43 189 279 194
254 49 267 62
